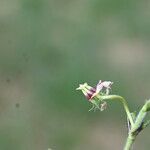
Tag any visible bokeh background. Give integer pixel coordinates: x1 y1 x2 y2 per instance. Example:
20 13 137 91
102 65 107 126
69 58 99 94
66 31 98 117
0 0 150 150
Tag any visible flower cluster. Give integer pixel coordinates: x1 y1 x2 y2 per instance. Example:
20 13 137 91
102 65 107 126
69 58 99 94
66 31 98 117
76 80 113 111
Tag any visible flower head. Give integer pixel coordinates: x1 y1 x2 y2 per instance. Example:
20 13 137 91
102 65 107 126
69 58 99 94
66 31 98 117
76 80 113 111
76 80 113 100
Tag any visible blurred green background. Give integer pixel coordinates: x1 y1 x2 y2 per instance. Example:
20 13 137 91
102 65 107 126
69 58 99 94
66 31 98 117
0 0 150 149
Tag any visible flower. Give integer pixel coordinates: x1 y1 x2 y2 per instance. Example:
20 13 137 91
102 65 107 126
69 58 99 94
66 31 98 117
76 80 113 100
76 80 113 111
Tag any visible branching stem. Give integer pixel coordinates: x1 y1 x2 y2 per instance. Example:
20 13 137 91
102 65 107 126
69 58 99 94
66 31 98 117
124 100 150 150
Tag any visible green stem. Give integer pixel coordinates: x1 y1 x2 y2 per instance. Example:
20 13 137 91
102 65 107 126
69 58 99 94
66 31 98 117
99 96 150 150
101 95 134 127
131 100 150 133
124 134 135 150
124 100 150 150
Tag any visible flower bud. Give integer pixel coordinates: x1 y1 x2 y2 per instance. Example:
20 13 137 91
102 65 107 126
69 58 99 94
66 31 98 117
76 83 96 100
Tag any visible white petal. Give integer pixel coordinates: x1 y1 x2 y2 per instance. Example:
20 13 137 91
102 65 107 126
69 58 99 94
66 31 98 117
101 81 113 88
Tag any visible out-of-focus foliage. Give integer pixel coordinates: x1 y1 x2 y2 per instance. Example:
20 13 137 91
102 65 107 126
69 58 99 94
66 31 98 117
0 0 150 149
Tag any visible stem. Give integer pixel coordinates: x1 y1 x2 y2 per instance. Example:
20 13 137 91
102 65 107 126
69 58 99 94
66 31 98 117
131 109 146 133
101 95 134 127
124 100 150 150
143 120 150 129
124 134 135 150
99 96 150 149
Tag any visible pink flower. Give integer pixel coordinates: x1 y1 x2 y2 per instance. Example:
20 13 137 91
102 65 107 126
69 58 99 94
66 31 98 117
76 80 113 100
97 80 113 95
